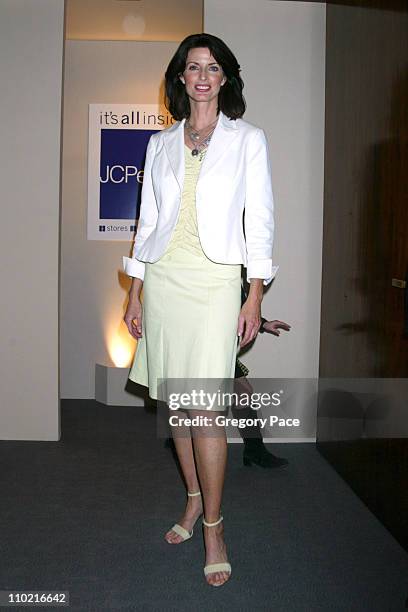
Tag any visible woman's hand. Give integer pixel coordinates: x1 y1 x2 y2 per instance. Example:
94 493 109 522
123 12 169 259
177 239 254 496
124 297 143 339
237 279 264 348
237 298 262 348
124 278 144 339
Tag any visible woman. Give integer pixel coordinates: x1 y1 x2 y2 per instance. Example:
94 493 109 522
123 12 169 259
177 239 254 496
123 33 278 587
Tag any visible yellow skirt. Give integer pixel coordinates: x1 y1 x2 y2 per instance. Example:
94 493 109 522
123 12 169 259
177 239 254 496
128 247 242 410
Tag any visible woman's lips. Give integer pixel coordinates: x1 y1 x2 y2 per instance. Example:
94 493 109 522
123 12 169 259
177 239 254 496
194 85 211 91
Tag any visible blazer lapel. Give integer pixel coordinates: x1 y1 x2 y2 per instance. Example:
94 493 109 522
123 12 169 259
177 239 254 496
163 110 239 192
199 110 238 183
163 117 186 193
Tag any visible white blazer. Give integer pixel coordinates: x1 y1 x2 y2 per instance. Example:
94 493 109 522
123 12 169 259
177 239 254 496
123 110 278 285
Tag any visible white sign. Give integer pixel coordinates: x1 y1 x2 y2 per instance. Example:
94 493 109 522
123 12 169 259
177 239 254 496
87 104 174 241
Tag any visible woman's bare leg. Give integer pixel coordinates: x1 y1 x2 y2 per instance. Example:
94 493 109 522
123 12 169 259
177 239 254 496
165 409 203 543
190 411 231 586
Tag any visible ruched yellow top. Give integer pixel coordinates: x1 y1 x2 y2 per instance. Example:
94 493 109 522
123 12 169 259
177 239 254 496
162 144 207 258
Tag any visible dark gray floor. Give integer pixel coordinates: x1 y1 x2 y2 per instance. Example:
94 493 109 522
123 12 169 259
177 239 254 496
1 399 407 611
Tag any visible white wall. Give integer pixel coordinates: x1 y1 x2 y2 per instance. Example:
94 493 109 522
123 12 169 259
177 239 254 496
61 41 178 398
0 0 65 440
204 1 326 380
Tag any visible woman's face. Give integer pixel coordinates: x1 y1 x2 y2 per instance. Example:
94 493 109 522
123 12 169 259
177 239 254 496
179 47 226 107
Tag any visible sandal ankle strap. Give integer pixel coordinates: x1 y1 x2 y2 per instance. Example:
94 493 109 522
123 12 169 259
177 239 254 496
203 515 223 527
187 490 201 497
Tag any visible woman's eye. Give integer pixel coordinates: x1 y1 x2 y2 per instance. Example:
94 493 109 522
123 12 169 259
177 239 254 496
186 65 220 71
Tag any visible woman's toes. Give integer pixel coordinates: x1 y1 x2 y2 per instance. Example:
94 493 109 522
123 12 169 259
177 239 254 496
206 571 228 586
215 572 228 586
165 529 183 544
165 530 174 543
206 574 215 586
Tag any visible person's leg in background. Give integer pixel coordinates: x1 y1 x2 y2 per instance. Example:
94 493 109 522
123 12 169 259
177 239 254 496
232 363 289 468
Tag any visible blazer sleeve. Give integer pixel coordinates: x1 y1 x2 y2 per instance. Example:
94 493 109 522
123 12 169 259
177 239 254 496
244 128 279 286
122 134 159 280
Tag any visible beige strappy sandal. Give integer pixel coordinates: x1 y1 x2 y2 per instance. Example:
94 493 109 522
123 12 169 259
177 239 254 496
203 515 232 586
166 491 202 543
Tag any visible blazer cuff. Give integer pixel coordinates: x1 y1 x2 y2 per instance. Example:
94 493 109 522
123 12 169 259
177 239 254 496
247 259 279 286
122 256 145 280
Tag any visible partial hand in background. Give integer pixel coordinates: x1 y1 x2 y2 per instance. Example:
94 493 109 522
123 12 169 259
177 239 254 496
261 320 291 336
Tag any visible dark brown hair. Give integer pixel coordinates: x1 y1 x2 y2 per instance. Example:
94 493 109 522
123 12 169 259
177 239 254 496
164 33 246 121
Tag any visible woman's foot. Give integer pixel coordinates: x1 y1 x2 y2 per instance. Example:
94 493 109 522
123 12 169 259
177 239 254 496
165 493 203 544
203 518 231 586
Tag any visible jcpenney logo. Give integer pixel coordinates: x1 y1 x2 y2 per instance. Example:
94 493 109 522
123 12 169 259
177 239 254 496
100 165 144 184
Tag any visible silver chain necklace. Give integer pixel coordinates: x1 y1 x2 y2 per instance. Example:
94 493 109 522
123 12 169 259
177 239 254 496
185 116 218 158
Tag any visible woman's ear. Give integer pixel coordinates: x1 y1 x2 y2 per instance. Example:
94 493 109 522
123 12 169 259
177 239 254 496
179 73 185 85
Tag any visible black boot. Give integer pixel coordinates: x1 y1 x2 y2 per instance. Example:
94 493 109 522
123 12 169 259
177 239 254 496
243 438 289 468
164 437 175 450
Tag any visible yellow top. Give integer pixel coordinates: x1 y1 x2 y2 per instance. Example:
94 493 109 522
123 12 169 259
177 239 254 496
162 144 207 258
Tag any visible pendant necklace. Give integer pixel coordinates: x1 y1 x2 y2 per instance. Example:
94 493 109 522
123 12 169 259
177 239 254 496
185 116 218 160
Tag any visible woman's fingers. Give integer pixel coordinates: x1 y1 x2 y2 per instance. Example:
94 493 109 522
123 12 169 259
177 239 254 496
240 318 261 347
131 317 143 339
237 314 245 338
124 303 143 339
238 300 262 347
125 317 140 339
